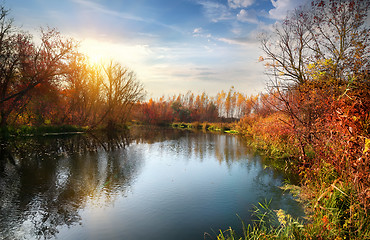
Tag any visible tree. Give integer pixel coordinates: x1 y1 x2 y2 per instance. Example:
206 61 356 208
60 54 104 126
259 0 369 159
0 6 78 126
171 101 190 122
260 0 369 86
98 60 145 128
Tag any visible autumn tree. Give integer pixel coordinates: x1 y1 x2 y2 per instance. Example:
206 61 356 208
259 0 370 213
137 97 174 125
0 6 77 127
216 90 226 118
58 54 106 126
97 60 145 128
261 0 369 85
259 0 369 158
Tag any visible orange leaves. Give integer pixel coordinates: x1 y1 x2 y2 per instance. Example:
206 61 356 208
322 215 329 228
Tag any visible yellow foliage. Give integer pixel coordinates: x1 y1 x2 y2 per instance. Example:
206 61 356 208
306 58 336 81
364 138 370 154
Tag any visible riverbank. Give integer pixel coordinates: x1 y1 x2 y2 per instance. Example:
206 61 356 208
171 122 239 134
221 114 369 239
0 122 133 138
2 122 368 239
0 125 89 138
168 120 369 239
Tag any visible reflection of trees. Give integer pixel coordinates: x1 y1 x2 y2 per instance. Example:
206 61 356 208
0 127 300 239
128 126 249 167
0 131 141 239
129 125 184 144
152 130 249 166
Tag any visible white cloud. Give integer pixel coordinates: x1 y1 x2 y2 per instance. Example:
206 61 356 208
237 9 258 24
231 27 242 35
216 37 259 49
193 27 203 34
228 0 255 9
71 0 184 34
144 61 266 99
269 0 309 20
192 28 213 40
71 0 144 22
254 22 274 35
198 1 232 22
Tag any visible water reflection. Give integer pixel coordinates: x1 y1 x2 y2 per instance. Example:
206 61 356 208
0 131 139 239
130 128 249 165
0 127 302 240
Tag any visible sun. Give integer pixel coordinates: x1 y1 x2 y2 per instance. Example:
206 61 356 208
87 53 103 66
80 39 107 66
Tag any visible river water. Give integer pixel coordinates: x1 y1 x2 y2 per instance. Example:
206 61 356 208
0 126 303 240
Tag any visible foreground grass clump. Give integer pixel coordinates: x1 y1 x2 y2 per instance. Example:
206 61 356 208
218 180 370 239
301 180 370 239
217 200 304 240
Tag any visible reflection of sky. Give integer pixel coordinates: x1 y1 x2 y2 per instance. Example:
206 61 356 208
59 132 302 240
6 0 308 98
56 157 71 189
0 130 303 240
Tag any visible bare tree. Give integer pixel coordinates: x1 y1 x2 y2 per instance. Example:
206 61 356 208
260 0 369 86
97 60 145 128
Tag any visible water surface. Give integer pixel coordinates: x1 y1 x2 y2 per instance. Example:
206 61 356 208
0 127 303 240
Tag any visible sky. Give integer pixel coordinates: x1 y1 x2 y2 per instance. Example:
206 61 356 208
5 0 308 99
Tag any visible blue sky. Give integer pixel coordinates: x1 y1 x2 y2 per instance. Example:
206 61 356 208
5 0 308 98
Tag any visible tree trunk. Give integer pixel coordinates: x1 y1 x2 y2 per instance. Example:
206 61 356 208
0 110 8 127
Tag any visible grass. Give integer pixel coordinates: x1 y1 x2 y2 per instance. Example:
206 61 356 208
301 179 370 239
217 172 370 240
216 200 305 240
216 117 370 239
0 124 88 138
170 119 369 239
171 121 238 133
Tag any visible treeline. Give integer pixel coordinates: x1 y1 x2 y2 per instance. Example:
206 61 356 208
133 87 259 125
0 6 145 130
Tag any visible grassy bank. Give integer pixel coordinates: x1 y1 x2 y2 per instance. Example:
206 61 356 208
0 125 88 138
215 114 370 239
171 119 369 239
171 122 239 134
217 181 369 239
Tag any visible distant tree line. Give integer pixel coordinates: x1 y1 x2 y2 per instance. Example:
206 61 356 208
133 87 262 125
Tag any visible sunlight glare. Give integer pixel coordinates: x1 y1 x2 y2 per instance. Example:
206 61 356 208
80 39 108 66
87 54 103 66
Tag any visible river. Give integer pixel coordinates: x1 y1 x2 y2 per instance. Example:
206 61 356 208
0 126 303 240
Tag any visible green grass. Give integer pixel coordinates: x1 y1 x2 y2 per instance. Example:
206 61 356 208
217 179 370 240
171 122 238 134
0 124 87 138
216 200 305 240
